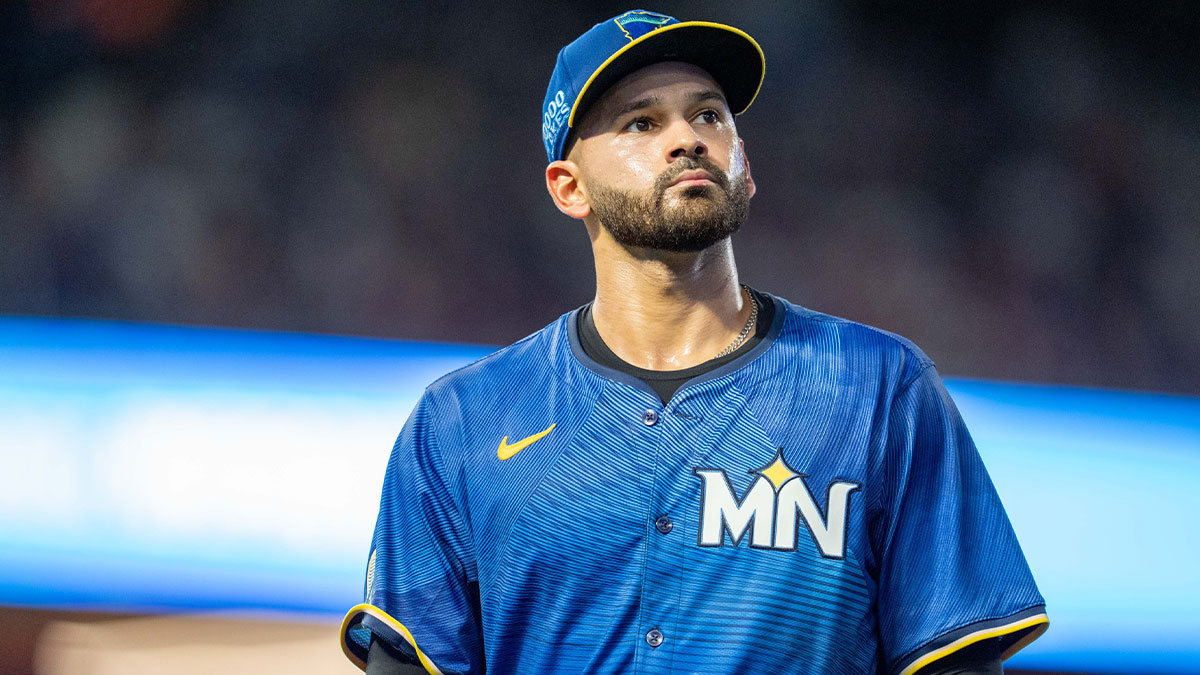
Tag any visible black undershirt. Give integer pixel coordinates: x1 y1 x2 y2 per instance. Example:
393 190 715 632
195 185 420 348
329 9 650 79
364 285 1010 674
577 286 775 405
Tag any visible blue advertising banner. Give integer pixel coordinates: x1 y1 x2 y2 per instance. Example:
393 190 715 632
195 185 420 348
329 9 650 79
1 317 1197 673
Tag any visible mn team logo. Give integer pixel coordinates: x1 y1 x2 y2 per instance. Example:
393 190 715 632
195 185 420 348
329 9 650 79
693 449 859 558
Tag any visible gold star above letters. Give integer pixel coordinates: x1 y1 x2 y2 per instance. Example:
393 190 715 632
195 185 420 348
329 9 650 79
755 447 802 491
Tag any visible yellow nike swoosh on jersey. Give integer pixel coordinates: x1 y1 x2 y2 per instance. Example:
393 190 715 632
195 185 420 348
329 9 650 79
498 423 556 460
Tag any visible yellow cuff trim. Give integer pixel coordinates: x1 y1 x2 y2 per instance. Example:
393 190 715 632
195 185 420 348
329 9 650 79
339 603 445 675
899 612 1049 675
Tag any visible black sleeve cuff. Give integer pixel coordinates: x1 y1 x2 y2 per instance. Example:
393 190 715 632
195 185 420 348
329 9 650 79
367 637 428 675
340 603 443 674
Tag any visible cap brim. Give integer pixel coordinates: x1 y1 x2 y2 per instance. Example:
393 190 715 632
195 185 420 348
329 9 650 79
567 21 765 130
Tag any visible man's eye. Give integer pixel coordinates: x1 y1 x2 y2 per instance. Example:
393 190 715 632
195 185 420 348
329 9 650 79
697 110 720 124
625 118 652 133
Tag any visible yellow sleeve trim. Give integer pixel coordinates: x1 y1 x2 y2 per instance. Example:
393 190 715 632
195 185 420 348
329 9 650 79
898 612 1049 675
339 603 445 675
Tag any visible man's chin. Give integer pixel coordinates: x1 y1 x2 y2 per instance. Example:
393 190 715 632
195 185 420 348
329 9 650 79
604 220 741 254
591 178 746 254
663 203 728 227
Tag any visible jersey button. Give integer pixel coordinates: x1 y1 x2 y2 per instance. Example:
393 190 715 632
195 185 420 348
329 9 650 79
642 409 659 426
654 515 673 534
645 628 664 647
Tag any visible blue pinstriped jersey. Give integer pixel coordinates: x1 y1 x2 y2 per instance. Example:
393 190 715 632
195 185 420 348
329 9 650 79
341 293 1047 674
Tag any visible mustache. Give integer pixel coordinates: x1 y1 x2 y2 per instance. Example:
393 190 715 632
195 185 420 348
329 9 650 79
654 157 730 194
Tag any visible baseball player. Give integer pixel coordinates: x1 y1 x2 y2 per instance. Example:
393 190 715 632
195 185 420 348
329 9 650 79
342 10 1048 675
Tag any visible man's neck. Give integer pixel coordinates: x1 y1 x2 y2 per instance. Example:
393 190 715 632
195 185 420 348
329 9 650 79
590 235 749 371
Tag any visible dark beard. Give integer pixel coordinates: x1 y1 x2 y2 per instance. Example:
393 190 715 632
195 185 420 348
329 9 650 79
588 157 751 252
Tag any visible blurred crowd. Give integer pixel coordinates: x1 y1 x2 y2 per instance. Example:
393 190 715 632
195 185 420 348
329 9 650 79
1 0 1196 393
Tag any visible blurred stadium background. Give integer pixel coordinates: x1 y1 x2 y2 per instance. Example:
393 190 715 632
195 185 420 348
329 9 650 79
0 1 1197 674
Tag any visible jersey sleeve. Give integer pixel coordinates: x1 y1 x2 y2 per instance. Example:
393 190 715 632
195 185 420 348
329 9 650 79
876 364 1048 675
340 394 484 675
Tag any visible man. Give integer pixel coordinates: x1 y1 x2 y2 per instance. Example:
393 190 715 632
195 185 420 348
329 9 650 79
341 10 1047 675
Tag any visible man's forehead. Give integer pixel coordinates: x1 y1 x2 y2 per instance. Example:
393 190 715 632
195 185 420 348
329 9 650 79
589 62 728 121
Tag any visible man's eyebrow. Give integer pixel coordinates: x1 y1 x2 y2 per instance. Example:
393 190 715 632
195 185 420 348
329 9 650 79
608 89 729 122
611 95 659 121
689 89 727 107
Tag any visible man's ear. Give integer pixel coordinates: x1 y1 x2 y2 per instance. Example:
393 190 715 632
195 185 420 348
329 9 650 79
545 160 591 220
739 138 756 199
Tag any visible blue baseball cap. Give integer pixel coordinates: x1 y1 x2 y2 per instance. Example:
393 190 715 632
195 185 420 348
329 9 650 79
541 10 765 163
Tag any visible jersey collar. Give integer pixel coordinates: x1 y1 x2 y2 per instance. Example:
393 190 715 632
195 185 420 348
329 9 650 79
564 291 786 405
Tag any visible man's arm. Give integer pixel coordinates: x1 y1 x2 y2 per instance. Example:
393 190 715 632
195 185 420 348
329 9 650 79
875 363 1048 674
339 394 485 673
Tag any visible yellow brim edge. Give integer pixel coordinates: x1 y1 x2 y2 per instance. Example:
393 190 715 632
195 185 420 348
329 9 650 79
566 20 766 129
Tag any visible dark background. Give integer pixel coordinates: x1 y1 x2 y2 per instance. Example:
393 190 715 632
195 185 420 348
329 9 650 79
2 0 1198 394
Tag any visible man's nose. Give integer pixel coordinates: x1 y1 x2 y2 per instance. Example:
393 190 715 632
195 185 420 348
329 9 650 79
665 118 707 160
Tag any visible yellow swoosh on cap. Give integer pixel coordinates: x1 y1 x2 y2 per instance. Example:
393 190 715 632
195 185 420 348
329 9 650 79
498 423 556 460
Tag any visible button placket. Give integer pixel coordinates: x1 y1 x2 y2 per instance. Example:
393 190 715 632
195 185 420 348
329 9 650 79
635 399 688 666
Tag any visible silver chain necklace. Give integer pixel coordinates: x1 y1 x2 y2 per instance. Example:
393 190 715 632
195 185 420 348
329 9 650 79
715 284 758 358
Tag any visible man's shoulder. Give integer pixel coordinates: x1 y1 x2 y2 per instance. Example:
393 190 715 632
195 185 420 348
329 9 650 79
420 308 580 407
408 308 592 470
770 293 935 382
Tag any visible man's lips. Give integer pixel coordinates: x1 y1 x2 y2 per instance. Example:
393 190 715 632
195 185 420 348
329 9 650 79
669 170 717 187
